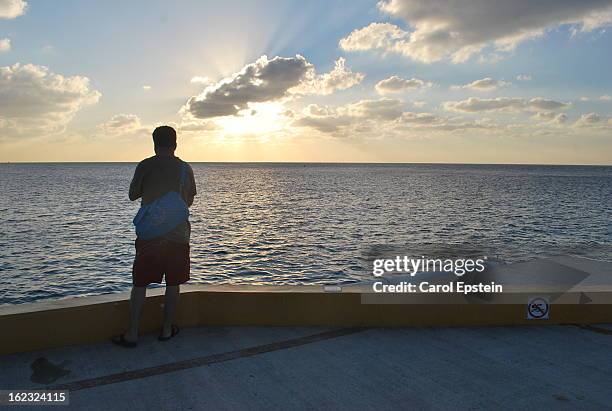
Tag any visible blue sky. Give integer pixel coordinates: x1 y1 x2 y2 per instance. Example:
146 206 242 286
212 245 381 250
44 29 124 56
1 0 611 163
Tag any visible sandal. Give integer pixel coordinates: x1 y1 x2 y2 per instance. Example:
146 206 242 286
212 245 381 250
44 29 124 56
111 334 138 348
158 324 180 341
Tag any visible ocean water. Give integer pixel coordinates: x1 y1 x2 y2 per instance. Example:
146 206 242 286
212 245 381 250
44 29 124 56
1 163 611 305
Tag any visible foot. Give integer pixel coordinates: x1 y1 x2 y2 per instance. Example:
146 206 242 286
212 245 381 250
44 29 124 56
158 324 179 341
111 333 138 348
123 330 138 343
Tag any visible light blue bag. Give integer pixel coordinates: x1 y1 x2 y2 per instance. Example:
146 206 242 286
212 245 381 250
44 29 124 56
133 163 189 240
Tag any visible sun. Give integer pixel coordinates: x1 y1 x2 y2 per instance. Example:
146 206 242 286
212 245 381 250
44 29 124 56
215 102 288 136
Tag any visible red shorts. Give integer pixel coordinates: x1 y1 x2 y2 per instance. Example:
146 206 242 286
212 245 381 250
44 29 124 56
132 238 190 286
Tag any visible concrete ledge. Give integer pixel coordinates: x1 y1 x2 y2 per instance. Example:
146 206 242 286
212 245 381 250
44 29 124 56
2 256 610 356
2 283 612 356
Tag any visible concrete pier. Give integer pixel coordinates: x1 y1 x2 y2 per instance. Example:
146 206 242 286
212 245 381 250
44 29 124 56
1 256 611 409
1 324 611 410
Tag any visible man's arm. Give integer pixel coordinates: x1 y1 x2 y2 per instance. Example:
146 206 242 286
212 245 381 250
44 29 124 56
129 162 144 201
184 164 196 207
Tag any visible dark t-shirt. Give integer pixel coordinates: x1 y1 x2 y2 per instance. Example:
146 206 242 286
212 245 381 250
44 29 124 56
129 155 197 243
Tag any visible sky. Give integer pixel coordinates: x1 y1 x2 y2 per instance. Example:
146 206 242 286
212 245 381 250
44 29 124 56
0 0 611 164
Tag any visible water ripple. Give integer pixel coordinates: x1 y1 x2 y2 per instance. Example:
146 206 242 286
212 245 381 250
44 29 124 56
0 163 611 305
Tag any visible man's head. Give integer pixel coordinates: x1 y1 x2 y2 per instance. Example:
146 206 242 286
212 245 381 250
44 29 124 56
153 126 177 154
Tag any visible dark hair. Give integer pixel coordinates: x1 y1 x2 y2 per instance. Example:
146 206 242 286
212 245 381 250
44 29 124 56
152 126 177 148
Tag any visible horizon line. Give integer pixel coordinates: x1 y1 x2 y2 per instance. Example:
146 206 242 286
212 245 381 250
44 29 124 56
2 161 611 167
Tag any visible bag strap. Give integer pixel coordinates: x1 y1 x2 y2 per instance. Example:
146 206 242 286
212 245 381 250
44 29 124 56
178 162 188 192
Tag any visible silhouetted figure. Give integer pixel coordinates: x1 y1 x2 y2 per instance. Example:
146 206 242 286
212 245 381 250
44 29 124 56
112 126 196 347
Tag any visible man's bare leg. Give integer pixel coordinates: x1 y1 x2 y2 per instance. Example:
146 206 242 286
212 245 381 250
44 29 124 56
161 285 180 338
125 286 146 342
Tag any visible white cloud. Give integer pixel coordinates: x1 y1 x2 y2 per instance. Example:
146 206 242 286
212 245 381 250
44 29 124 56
292 98 489 135
340 0 612 63
0 38 10 52
398 111 443 125
574 112 602 126
0 0 26 19
190 76 210 84
580 96 590 101
178 120 220 133
443 97 569 113
0 63 101 137
339 22 408 53
97 114 147 136
292 98 405 133
142 85 151 91
554 113 569 124
375 76 433 94
346 98 406 120
183 55 313 119
529 97 570 111
453 77 510 91
516 74 532 81
600 95 611 101
532 111 568 124
292 107 352 133
183 55 363 119
295 58 364 96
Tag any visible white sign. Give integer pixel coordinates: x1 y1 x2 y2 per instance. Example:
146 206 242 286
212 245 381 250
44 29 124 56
527 296 550 320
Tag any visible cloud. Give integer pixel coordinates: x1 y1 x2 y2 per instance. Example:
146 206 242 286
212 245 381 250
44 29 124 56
532 111 568 124
0 0 26 19
292 98 489 135
190 76 210 84
292 98 405 133
529 98 570 111
142 85 151 91
0 38 10 52
0 63 101 138
340 0 612 63
398 111 442 125
579 95 611 102
183 55 313 119
375 76 433 94
97 114 147 136
178 120 220 133
340 22 409 54
516 74 532 81
574 112 602 126
453 77 510 91
346 98 407 120
183 55 363 119
295 58 364 95
97 114 219 138
292 111 353 133
443 97 569 113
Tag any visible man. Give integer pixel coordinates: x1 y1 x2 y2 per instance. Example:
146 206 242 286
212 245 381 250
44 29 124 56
112 126 196 347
